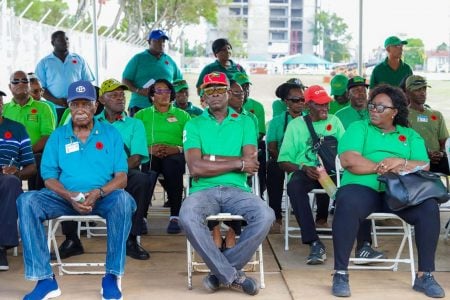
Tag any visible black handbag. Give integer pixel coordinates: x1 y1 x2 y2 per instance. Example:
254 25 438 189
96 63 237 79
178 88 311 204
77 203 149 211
304 115 338 174
377 170 450 211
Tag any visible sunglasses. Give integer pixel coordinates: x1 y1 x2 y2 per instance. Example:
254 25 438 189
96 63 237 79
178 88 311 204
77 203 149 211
203 86 228 96
154 88 172 95
367 103 395 113
10 78 29 85
286 97 305 103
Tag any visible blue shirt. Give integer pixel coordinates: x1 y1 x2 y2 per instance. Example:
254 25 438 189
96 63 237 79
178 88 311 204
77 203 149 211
35 52 95 106
0 118 35 168
41 120 127 192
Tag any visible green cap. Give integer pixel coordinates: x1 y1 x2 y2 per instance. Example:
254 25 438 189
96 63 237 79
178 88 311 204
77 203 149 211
405 75 431 91
99 78 129 96
384 36 407 48
232 72 252 86
173 79 189 93
347 76 369 90
330 74 348 96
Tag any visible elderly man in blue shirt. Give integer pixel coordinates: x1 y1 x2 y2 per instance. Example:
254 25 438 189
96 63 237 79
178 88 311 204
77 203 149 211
17 81 136 300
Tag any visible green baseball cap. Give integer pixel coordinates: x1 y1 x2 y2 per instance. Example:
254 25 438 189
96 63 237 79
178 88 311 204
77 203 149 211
173 79 189 93
347 76 369 90
232 72 252 85
405 75 431 91
384 36 407 48
330 74 348 96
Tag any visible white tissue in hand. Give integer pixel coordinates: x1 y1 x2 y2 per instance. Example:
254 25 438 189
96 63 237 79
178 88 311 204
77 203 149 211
71 193 85 203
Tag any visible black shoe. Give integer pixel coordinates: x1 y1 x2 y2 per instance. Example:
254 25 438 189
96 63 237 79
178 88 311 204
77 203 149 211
203 273 220 292
229 271 259 295
332 272 351 297
167 219 181 234
413 272 445 298
126 239 150 260
50 239 84 260
354 242 385 265
306 240 326 265
0 248 9 271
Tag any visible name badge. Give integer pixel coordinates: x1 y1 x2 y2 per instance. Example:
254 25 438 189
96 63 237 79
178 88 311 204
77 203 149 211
167 116 178 123
65 142 80 154
417 115 428 122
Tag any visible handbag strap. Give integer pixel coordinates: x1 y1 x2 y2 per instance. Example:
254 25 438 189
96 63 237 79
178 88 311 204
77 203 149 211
304 114 320 149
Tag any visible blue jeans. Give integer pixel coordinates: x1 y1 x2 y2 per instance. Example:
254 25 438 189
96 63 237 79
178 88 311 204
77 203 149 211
179 186 274 285
17 188 136 280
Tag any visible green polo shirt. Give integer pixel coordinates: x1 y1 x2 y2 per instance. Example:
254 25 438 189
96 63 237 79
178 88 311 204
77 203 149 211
195 59 246 89
134 105 190 147
335 107 369 129
173 102 203 118
3 97 55 146
243 97 266 135
241 108 259 139
408 107 449 152
329 100 349 115
122 50 183 109
278 115 345 170
369 58 413 89
267 112 295 151
272 99 287 118
183 108 256 193
338 120 429 191
95 111 149 163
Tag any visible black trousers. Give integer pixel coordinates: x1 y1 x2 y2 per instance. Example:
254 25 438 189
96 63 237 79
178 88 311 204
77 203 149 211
333 184 440 271
257 140 267 196
27 152 44 191
266 159 284 221
62 169 155 237
142 153 185 217
0 175 22 247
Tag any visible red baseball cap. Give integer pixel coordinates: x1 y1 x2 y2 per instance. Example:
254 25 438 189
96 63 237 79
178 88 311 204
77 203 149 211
304 85 332 104
201 72 229 88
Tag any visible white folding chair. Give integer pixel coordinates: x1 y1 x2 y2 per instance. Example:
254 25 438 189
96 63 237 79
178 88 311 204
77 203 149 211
47 215 107 275
186 174 265 290
335 156 415 286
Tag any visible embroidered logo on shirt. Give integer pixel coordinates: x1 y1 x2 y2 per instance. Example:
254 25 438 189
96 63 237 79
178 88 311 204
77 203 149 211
326 124 332 131
96 142 104 150
431 115 437 121
31 108 38 114
72 59 78 64
4 131 12 139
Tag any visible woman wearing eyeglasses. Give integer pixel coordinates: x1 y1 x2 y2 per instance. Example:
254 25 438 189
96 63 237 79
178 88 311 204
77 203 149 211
331 84 445 298
134 79 191 234
266 80 306 232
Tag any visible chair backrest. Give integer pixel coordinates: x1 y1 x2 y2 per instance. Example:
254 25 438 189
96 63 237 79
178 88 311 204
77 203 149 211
335 155 343 187
445 137 450 168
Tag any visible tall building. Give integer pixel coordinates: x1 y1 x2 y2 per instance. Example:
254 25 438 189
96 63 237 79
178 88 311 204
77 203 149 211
211 0 316 59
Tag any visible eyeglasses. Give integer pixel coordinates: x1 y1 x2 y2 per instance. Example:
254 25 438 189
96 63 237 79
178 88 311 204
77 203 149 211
10 78 29 85
286 97 305 103
230 90 244 96
69 101 94 110
203 86 228 96
367 103 395 113
154 88 172 95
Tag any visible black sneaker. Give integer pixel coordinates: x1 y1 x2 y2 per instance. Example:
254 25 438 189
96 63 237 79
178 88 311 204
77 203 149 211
230 271 259 295
0 248 9 271
203 273 220 292
307 240 326 265
413 272 445 298
354 242 385 265
332 272 351 297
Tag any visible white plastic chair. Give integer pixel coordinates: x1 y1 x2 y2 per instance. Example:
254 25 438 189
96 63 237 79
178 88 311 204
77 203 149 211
335 156 415 286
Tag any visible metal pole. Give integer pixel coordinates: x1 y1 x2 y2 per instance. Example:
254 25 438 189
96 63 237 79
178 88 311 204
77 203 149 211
39 9 52 24
358 0 363 76
92 0 99 85
155 0 158 22
19 2 33 18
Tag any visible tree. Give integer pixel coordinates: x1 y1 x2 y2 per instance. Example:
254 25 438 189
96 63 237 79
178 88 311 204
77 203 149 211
8 0 69 25
436 43 448 51
311 10 352 63
403 38 425 70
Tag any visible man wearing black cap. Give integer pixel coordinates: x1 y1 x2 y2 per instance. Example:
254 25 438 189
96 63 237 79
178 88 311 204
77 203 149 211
195 38 246 95
122 29 183 116
335 76 370 129
369 35 413 89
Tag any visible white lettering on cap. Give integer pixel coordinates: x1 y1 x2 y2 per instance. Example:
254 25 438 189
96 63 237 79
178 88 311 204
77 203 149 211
76 86 86 93
314 90 325 95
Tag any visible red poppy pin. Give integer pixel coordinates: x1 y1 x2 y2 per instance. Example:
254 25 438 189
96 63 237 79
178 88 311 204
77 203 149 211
231 113 239 118
72 59 77 64
96 142 104 150
398 135 406 142
116 114 123 121
31 108 38 114
250 109 255 113
4 131 12 139
326 124 332 131
431 115 437 121
165 60 169 65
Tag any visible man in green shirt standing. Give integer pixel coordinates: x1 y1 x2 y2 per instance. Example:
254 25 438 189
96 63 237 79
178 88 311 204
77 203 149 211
370 36 413 89
335 76 369 129
4 70 55 190
329 74 349 114
179 72 274 295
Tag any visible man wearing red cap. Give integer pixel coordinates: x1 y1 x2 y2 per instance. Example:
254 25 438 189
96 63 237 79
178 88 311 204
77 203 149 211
179 72 274 295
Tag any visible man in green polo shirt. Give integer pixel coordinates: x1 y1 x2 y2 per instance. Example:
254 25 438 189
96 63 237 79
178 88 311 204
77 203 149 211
4 70 55 190
172 79 203 117
406 75 449 174
370 36 413 89
329 74 349 114
179 71 274 295
335 76 369 129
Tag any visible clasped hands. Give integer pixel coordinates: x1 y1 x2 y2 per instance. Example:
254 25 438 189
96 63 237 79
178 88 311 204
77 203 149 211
67 189 101 214
375 157 409 175
150 144 179 158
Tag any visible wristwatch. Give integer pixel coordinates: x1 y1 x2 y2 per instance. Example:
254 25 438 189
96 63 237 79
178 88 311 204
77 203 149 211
210 155 216 161
99 187 106 198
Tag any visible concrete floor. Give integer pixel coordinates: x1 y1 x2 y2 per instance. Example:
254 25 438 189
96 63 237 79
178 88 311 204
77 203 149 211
1 196 449 300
